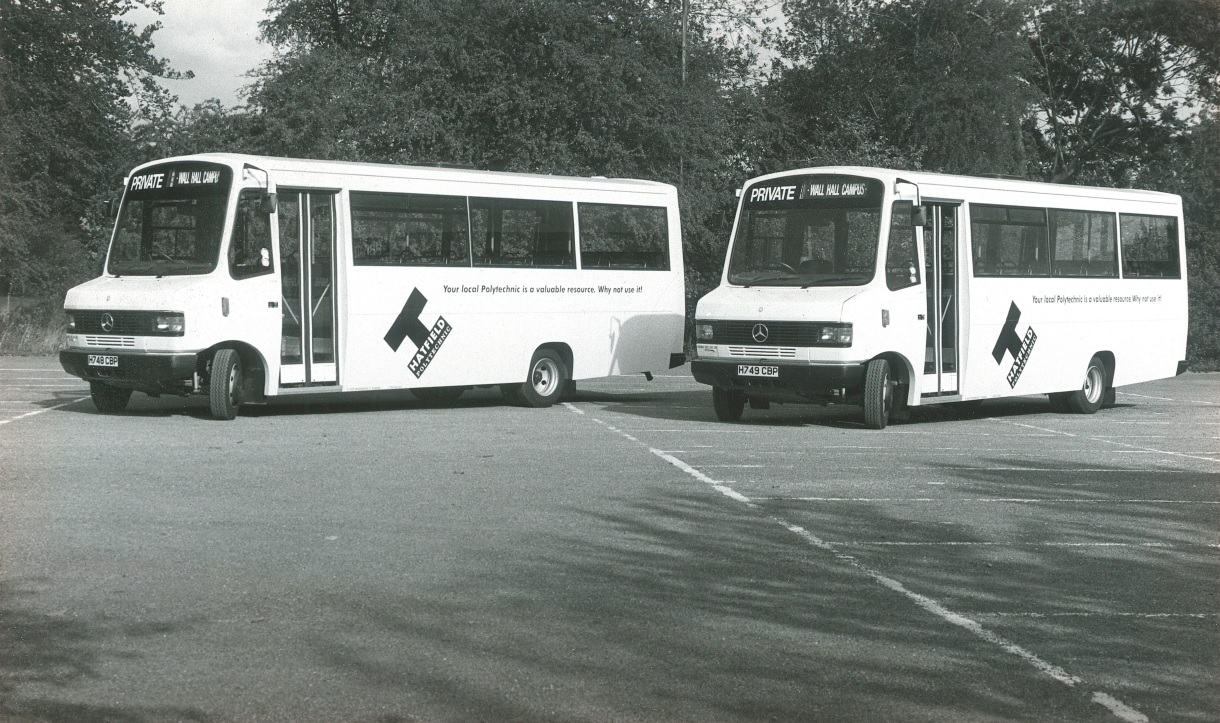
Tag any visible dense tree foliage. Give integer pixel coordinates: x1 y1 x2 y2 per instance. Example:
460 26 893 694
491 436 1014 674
0 0 183 293
2 0 1219 366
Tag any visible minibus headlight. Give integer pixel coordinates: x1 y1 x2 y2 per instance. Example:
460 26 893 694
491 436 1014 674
65 313 76 332
154 313 185 335
819 324 853 346
696 322 714 341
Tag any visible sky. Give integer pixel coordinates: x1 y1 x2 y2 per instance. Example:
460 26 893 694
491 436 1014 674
123 0 276 108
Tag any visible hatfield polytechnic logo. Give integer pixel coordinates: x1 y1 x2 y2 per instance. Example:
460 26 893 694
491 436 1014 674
991 302 1036 388
384 288 452 379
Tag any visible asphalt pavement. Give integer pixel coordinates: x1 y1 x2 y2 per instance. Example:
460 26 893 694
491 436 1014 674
1 357 1217 722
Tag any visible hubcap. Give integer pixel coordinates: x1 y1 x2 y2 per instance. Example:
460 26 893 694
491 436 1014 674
1084 366 1103 404
532 359 557 396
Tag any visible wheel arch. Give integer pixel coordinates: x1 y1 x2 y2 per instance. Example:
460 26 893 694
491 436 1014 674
535 341 574 379
202 341 268 401
873 351 916 407
1093 350 1116 388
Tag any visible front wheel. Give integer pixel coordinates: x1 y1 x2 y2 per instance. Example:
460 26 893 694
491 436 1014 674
209 348 243 420
90 382 132 413
1066 356 1106 414
518 349 568 408
712 386 745 422
862 358 893 430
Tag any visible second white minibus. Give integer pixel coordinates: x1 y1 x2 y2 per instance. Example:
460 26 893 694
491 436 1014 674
692 167 1187 428
60 154 686 419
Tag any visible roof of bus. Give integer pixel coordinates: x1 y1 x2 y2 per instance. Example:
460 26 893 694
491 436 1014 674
748 166 1181 204
134 153 676 194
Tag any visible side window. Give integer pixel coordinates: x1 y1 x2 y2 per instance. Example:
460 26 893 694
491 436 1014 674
885 201 920 290
351 191 470 266
577 203 669 270
471 198 575 268
1049 210 1117 277
1120 214 1180 278
970 204 1049 277
229 190 274 279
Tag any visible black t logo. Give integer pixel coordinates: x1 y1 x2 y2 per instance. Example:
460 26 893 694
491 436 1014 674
991 302 1036 388
385 288 452 378
384 288 430 352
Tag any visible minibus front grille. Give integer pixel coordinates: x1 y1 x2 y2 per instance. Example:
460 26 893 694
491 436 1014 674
711 321 837 347
84 335 137 347
70 311 181 337
728 346 797 359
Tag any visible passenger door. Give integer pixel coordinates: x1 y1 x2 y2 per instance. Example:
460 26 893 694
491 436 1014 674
278 190 338 386
921 203 960 396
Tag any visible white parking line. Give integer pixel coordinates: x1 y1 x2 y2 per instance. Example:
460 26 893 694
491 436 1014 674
0 396 90 425
565 403 1151 723
1002 420 1220 463
1120 391 1217 406
829 541 1199 548
770 497 1218 504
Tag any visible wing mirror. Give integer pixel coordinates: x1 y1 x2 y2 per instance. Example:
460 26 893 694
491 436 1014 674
258 192 277 214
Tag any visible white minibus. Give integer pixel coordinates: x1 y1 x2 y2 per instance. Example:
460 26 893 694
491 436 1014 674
61 154 685 419
692 167 1187 428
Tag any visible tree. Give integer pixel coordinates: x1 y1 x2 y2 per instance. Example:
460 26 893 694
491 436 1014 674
0 0 184 294
245 0 765 279
770 0 1035 176
1025 0 1220 184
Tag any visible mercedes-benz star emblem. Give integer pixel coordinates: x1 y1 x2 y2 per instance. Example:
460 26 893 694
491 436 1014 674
100 313 115 333
752 323 769 343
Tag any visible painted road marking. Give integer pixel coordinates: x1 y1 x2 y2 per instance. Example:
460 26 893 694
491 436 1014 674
769 497 1219 504
0 397 90 425
1002 420 1220 463
1120 391 1217 406
566 404 1152 723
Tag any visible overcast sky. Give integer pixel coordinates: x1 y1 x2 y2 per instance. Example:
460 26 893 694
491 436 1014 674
124 0 275 108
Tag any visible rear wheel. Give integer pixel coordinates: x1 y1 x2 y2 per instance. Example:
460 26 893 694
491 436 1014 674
1066 356 1106 414
712 386 745 422
209 348 243 420
90 382 132 413
519 349 568 408
862 358 893 430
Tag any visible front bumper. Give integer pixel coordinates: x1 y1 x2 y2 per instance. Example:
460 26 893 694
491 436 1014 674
691 359 866 403
60 350 199 394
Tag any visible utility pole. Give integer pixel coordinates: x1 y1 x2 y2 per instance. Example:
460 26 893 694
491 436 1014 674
680 0 689 186
681 0 689 86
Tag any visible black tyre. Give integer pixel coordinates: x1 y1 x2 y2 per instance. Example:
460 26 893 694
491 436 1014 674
1066 356 1106 414
413 386 465 405
519 349 568 408
862 358 893 430
712 386 745 422
90 382 132 413
209 348 243 420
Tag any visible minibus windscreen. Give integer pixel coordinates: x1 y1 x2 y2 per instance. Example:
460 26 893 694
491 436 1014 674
728 175 884 287
107 162 233 276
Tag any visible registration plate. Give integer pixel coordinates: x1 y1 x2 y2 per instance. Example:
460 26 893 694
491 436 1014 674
87 354 119 368
738 364 779 378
